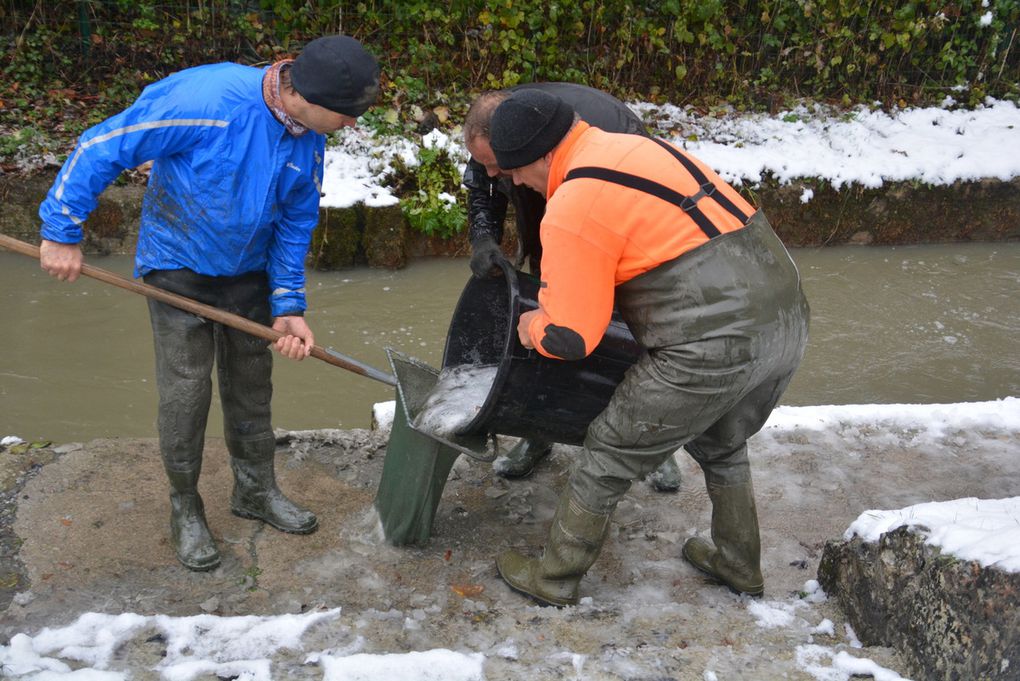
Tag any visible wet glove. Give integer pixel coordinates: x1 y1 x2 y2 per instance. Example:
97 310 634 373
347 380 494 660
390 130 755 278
469 235 506 278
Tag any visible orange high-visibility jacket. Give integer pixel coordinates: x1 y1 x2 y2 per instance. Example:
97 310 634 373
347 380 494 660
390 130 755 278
528 121 756 360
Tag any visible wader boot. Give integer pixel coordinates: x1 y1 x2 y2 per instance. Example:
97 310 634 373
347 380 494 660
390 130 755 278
494 438 552 479
166 469 220 571
682 478 764 596
228 435 318 534
647 455 682 493
496 488 612 607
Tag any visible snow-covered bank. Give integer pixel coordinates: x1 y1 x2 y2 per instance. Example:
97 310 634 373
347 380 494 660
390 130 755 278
633 98 1020 188
320 98 1020 208
764 398 1020 574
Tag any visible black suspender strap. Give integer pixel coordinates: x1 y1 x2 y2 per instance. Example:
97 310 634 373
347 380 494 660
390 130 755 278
564 167 723 238
651 138 751 225
562 137 751 240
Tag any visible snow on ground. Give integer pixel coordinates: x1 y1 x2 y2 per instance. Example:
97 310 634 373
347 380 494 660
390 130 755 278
320 97 1020 207
3 398 1017 680
320 125 465 209
0 587 913 681
0 608 485 681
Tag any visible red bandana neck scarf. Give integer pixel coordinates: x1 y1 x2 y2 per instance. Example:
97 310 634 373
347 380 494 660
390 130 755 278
263 60 309 137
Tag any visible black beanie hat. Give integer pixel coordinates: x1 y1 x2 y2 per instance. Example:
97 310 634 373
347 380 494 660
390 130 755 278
490 90 575 169
291 36 380 117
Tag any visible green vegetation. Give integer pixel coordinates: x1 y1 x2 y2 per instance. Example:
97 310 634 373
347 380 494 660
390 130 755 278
2 0 1017 234
395 145 467 239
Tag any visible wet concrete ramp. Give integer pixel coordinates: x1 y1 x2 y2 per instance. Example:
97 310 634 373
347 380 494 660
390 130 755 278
2 406 1017 679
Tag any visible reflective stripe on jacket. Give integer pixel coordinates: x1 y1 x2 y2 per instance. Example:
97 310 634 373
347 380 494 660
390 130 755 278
528 121 756 360
38 63 324 316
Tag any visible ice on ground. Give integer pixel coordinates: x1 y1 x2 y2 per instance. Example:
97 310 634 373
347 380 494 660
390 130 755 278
797 644 913 681
1 609 341 681
316 649 484 681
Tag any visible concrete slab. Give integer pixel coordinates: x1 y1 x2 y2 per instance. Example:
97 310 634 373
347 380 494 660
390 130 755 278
2 421 1017 679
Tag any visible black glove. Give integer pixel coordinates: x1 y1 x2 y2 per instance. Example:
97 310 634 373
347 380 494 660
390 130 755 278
469 236 506 278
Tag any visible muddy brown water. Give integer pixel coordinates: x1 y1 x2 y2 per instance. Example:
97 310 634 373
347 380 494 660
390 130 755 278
1 243 1019 444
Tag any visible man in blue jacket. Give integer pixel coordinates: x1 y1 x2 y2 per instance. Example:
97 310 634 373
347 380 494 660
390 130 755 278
37 36 380 571
461 83 683 491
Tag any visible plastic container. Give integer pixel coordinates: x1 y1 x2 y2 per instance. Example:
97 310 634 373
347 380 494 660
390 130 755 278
442 262 641 445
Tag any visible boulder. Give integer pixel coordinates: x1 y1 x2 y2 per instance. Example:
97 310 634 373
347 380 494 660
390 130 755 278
818 526 1020 680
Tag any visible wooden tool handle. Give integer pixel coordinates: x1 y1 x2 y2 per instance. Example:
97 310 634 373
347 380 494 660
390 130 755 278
0 234 397 386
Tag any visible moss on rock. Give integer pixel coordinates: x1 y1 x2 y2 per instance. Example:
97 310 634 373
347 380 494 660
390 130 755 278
758 177 1020 246
363 204 408 269
310 206 361 269
819 526 1020 680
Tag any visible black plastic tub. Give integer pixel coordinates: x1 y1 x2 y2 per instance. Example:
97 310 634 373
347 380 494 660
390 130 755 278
442 262 642 445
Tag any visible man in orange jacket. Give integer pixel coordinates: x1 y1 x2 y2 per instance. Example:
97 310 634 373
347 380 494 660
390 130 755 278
488 90 810 605
461 84 682 491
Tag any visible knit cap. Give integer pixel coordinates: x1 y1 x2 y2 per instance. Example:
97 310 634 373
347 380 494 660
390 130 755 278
490 90 574 169
291 36 379 117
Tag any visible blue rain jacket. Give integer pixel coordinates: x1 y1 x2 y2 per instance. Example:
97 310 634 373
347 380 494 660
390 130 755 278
39 63 324 316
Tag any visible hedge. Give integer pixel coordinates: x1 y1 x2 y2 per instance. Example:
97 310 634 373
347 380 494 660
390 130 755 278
2 0 1017 127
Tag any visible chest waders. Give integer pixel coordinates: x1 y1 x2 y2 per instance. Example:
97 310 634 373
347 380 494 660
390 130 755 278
146 270 317 571
497 143 809 604
496 152 686 491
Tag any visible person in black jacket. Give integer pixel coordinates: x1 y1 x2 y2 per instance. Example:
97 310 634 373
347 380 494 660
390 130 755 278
461 82 681 491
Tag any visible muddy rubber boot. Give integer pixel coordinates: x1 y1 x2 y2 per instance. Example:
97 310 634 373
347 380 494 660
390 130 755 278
494 438 552 479
647 455 682 493
166 470 220 572
496 488 612 607
682 479 764 596
228 436 318 534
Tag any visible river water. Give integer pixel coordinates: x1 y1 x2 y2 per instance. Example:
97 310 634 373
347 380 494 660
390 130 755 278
1 244 1018 444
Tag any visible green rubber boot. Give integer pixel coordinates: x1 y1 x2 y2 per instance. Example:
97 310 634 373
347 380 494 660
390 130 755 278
228 436 318 534
682 479 764 596
496 488 612 607
494 438 552 479
166 470 221 571
647 455 682 493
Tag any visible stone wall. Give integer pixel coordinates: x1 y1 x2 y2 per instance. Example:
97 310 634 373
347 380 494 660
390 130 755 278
759 177 1020 246
818 526 1019 680
2 173 1018 267
0 173 477 267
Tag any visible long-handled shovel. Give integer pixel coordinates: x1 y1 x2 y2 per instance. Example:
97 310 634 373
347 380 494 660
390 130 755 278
0 234 396 386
